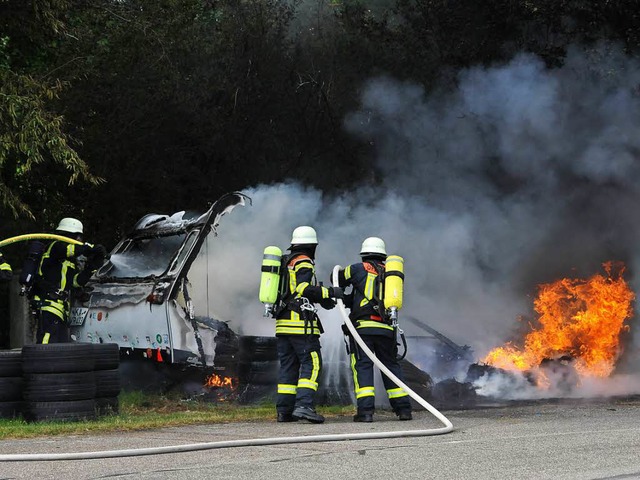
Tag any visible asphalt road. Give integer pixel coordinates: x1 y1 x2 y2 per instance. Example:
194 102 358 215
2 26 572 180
1 397 640 480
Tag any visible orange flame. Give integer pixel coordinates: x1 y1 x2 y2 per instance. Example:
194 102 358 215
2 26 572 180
204 373 237 390
484 262 634 379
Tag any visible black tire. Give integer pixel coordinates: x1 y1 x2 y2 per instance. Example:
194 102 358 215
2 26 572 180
23 372 96 402
238 336 278 362
92 343 120 370
0 377 23 401
237 360 279 385
95 396 119 416
95 369 121 398
25 399 97 422
0 350 22 376
0 401 22 419
215 341 240 356
22 343 95 374
212 353 238 376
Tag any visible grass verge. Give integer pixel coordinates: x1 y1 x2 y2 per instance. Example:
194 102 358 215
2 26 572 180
0 391 354 439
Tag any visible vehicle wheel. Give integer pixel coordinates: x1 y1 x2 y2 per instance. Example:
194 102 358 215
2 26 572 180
22 343 95 374
238 336 278 362
24 399 97 422
0 377 23 402
92 343 120 370
95 369 121 398
23 372 96 402
237 360 279 385
0 350 22 376
0 401 22 419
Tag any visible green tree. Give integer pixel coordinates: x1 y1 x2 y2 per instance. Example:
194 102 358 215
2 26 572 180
0 0 101 223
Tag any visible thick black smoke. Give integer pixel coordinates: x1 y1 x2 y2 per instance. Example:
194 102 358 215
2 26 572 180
209 42 640 397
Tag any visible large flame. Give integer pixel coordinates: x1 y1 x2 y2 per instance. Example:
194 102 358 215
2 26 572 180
484 262 635 379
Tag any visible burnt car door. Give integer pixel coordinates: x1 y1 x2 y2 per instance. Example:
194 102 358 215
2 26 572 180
70 192 250 367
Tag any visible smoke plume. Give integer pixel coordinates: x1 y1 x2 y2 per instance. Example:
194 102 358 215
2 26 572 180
207 42 640 397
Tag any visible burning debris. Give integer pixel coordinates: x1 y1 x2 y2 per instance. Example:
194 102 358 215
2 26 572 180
202 373 239 402
204 373 237 389
470 262 635 399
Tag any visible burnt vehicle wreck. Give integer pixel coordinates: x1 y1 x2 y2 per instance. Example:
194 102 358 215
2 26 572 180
69 192 477 406
70 192 250 374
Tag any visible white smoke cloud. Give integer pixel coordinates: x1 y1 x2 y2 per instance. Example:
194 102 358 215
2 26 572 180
205 42 640 399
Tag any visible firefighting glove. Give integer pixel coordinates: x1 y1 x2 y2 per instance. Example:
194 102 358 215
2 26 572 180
90 244 107 259
343 292 353 309
87 245 107 270
320 297 336 310
328 286 344 300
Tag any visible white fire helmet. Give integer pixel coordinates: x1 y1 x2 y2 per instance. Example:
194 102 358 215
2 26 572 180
291 226 318 245
360 237 386 256
56 217 83 234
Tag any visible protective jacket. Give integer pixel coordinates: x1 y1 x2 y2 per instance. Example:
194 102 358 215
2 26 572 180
33 240 95 322
338 260 394 337
0 254 12 282
275 252 332 336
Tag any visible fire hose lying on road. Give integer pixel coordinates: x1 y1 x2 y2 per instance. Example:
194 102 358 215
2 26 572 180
0 265 453 462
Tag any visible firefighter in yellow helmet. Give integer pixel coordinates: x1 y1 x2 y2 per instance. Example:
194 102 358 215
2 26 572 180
274 226 343 423
31 218 107 344
0 253 12 282
336 237 412 422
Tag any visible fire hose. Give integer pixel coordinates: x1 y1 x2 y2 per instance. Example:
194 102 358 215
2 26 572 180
0 265 453 462
0 233 84 249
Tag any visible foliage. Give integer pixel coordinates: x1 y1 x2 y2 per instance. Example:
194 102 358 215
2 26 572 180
0 0 639 242
0 0 101 225
0 69 102 220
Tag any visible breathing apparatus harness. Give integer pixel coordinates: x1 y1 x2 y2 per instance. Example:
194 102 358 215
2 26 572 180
259 247 324 335
343 257 407 360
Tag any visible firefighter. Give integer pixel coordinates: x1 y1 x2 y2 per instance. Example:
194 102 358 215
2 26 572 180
0 253 12 282
32 218 106 344
336 237 412 422
275 225 343 423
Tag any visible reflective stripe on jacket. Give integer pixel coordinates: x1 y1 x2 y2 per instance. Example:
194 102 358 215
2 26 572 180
339 261 394 335
275 254 330 336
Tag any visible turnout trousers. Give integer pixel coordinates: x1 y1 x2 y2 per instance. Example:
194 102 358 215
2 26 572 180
350 333 411 414
35 304 70 344
276 335 322 414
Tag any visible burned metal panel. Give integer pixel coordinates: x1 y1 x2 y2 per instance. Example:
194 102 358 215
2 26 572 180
71 192 251 367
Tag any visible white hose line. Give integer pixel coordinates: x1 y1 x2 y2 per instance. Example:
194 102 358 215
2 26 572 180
0 266 452 462
330 265 453 433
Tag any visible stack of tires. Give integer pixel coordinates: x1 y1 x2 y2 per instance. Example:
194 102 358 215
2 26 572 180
22 343 97 422
237 336 278 404
0 350 23 419
92 343 121 416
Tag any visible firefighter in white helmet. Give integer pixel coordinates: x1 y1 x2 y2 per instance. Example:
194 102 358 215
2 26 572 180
335 237 412 422
29 217 107 344
273 225 343 423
